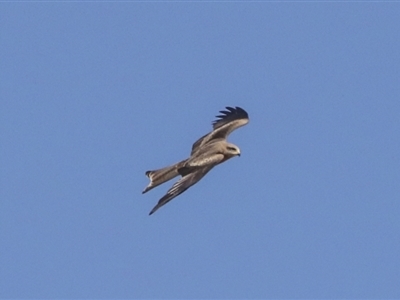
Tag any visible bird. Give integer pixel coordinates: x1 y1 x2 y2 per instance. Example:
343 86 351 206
142 106 249 215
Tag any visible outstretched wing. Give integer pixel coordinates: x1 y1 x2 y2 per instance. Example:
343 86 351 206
149 166 213 215
191 106 249 154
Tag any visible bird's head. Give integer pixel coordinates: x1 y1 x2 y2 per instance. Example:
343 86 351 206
225 143 241 157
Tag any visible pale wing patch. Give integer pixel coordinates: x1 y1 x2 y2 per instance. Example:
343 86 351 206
191 106 249 154
144 106 249 215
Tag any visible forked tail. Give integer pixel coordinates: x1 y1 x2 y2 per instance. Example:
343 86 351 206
142 159 187 194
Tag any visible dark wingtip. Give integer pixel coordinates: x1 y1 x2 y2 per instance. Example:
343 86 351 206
212 106 248 128
234 106 246 113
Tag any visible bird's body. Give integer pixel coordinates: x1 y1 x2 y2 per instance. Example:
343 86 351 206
143 106 249 215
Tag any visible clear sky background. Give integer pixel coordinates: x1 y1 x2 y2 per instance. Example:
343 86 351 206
1 2 399 299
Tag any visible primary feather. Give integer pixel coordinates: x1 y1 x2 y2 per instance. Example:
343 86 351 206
143 106 249 215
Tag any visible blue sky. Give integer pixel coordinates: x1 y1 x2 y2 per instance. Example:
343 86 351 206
1 2 399 298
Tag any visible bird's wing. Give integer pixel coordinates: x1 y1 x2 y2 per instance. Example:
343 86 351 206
191 106 249 155
149 166 213 215
178 153 224 176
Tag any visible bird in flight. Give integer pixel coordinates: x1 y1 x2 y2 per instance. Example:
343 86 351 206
143 106 249 215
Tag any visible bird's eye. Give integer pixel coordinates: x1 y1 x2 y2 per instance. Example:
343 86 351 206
228 146 236 151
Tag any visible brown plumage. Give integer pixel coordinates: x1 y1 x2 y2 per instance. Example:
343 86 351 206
143 106 249 215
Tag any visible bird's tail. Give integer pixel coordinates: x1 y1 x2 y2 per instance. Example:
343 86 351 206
142 159 187 194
